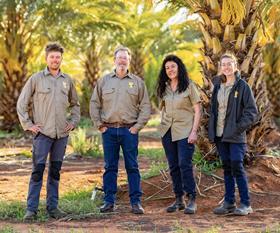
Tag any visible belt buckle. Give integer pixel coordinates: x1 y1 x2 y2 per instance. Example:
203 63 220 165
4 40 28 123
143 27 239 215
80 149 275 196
116 122 121 128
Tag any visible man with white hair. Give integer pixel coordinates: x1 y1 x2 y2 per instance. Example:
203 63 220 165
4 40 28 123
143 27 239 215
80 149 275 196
90 46 151 214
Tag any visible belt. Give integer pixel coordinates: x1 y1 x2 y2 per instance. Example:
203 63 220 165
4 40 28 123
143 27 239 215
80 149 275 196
102 122 135 128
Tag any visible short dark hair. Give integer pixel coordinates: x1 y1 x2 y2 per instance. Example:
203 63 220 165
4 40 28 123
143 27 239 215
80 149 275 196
157 55 190 98
45 42 64 55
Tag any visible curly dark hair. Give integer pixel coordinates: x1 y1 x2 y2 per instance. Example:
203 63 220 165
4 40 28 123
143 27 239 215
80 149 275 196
156 55 190 98
45 42 64 55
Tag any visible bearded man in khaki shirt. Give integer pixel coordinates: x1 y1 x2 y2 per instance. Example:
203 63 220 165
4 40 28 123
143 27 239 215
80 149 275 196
17 43 80 221
90 46 151 214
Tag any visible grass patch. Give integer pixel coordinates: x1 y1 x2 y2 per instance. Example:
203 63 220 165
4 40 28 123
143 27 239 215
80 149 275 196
0 225 19 233
60 189 102 216
0 201 48 222
171 220 196 233
262 224 280 233
146 116 160 127
138 147 164 161
0 189 102 222
20 149 32 158
170 222 221 233
139 130 161 139
193 150 222 175
268 148 280 158
142 161 168 179
70 127 102 157
0 128 23 139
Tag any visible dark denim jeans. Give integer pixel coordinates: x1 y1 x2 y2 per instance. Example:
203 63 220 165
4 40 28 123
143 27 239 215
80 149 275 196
215 137 250 206
27 133 68 212
161 129 196 198
102 127 141 205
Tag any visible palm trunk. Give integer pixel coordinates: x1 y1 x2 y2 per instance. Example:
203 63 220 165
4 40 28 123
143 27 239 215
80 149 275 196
130 48 145 79
0 5 29 131
187 0 273 160
81 40 101 117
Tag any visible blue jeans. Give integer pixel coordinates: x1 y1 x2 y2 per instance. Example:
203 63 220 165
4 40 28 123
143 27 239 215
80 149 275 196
27 133 68 212
215 137 250 206
102 127 141 205
161 129 196 198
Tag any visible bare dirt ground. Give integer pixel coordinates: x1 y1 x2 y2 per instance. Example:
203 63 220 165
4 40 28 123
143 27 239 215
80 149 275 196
0 132 280 233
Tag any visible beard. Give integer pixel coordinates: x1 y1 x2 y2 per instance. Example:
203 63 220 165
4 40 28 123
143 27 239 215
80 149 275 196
116 64 128 72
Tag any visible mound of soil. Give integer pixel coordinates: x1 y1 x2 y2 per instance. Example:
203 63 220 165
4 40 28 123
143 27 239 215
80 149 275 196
115 156 280 232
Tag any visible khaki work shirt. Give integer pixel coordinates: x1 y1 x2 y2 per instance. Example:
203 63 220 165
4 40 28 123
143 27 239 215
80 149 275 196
216 83 234 137
90 71 151 131
17 68 80 139
159 81 200 141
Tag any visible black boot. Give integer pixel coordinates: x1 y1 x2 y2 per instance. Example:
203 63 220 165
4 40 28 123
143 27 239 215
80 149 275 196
166 196 185 213
184 194 197 214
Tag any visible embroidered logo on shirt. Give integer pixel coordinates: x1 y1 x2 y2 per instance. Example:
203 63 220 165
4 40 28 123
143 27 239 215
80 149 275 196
234 91 238 98
63 81 67 89
128 82 134 88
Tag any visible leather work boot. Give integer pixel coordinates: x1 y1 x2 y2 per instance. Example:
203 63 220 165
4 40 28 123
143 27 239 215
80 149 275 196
213 201 236 215
47 208 67 219
131 203 144 214
184 194 197 214
100 202 115 213
233 203 253 216
166 196 185 213
23 210 37 222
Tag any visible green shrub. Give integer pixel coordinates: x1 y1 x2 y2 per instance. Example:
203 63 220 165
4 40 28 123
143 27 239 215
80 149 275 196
78 117 93 129
193 150 222 174
70 128 102 157
142 161 168 179
146 116 161 127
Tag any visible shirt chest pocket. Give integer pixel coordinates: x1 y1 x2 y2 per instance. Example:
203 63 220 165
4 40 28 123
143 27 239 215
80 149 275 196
126 88 139 105
35 86 51 102
102 88 115 102
127 88 138 96
177 91 191 109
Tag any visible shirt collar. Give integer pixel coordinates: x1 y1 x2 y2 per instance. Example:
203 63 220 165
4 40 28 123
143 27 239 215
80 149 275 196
111 69 132 79
165 81 178 93
43 67 66 78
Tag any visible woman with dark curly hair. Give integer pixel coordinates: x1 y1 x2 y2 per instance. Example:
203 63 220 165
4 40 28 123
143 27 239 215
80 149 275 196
208 53 258 216
157 55 201 214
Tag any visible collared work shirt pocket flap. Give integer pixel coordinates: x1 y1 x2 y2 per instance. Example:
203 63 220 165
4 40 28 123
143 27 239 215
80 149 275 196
37 87 51 94
127 88 138 96
103 88 115 94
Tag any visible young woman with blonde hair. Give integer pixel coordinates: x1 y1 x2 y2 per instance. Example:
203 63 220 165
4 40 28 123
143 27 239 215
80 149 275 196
208 53 258 216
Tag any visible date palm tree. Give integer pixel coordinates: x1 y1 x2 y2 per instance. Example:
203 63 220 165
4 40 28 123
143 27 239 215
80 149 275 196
0 0 48 130
169 0 274 160
262 1 280 118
